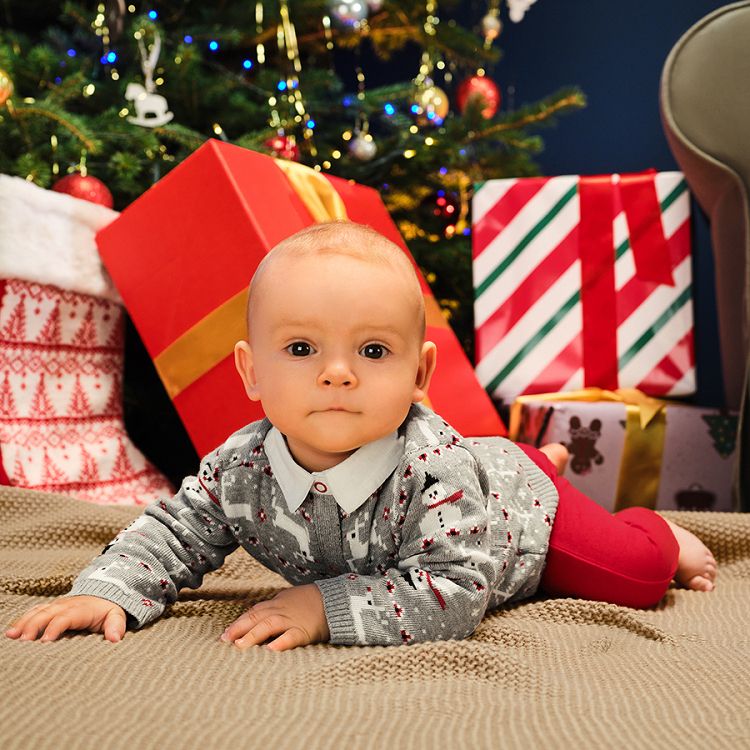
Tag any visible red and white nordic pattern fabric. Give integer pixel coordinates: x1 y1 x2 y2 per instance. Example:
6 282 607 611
0 278 173 505
472 172 695 403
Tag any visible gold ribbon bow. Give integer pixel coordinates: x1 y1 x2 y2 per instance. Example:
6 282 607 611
510 387 668 511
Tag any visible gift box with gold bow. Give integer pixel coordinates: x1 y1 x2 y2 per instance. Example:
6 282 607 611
96 139 505 456
509 389 738 512
472 171 695 404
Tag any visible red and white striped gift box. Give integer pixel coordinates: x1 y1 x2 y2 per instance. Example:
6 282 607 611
472 171 695 403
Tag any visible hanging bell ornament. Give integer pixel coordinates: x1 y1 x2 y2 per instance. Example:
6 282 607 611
0 68 14 107
413 84 450 126
349 132 377 161
480 13 502 41
328 0 369 28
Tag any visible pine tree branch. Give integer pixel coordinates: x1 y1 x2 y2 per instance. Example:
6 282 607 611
9 103 101 153
467 91 586 141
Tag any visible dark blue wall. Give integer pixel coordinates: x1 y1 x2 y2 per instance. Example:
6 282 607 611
494 0 729 406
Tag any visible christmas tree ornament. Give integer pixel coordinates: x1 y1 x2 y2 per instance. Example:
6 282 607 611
0 68 13 107
480 12 502 40
104 0 127 42
52 173 114 209
421 190 460 229
508 0 539 23
328 0 369 28
367 0 385 11
125 30 174 127
264 133 301 161
413 83 449 125
456 75 501 119
349 131 377 161
0 175 173 505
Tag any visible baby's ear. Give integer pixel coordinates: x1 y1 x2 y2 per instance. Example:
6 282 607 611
234 340 261 402
412 341 438 403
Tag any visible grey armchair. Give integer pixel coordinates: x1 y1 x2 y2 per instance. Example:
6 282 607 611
660 1 750 510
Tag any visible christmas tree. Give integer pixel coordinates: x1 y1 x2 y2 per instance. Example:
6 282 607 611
0 0 585 481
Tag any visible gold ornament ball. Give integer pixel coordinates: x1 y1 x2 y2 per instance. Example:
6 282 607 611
414 84 450 125
0 69 14 107
481 13 502 41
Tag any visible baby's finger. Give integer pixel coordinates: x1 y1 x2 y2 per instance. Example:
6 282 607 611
40 613 75 643
15 609 57 641
5 603 51 637
266 627 308 652
221 611 261 643
103 608 126 643
235 615 286 651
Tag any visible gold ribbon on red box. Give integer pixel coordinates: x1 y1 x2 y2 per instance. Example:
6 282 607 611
510 387 668 511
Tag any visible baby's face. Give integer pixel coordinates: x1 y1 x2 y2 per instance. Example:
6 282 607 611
235 252 435 472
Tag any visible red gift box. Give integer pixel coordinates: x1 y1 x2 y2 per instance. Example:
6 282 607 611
96 140 505 455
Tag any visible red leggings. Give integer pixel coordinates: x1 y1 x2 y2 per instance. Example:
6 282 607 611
518 444 680 609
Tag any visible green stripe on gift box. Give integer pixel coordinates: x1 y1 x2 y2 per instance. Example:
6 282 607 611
618 285 692 371
475 184 578 299
484 289 580 393
475 179 685 302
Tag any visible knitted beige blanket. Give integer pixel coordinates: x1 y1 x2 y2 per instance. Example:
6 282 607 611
1 486 749 750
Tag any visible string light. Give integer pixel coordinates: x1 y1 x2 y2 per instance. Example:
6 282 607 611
255 3 266 64
209 40 219 51
50 134 59 176
322 15 334 50
183 35 193 44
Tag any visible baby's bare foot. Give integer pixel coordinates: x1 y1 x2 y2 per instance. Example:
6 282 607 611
539 443 569 476
666 520 717 591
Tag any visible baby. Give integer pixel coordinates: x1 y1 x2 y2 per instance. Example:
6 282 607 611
6 221 716 650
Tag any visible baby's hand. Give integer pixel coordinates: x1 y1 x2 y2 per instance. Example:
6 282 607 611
5 595 127 643
221 583 329 652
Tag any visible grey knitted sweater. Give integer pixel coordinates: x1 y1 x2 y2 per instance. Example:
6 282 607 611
69 404 559 645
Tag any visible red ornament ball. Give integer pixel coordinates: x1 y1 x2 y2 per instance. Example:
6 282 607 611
52 174 114 208
456 75 501 119
264 134 300 162
421 190 460 229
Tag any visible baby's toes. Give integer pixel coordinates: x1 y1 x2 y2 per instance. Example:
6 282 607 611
687 574 714 592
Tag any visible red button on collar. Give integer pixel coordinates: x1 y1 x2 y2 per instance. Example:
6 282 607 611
313 481 328 493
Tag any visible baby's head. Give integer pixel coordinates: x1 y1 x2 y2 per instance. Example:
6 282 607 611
246 221 426 343
234 221 437 472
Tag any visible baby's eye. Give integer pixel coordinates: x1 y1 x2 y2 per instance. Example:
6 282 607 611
360 343 388 359
287 342 313 357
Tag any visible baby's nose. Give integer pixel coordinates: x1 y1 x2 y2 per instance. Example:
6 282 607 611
318 359 357 387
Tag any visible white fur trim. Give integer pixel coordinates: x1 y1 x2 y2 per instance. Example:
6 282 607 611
0 174 122 303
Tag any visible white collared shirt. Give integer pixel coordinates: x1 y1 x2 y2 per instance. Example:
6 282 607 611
264 426 405 514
